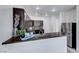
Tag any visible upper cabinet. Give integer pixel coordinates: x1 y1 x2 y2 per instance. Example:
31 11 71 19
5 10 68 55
13 8 25 29
24 20 43 29
24 20 34 28
34 20 43 27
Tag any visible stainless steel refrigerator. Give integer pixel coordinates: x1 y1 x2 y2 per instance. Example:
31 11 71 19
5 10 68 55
61 23 76 49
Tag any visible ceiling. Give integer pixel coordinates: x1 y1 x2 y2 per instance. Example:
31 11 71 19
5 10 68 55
24 5 76 17
0 5 76 17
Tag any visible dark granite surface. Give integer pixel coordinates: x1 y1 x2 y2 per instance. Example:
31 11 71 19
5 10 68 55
2 32 65 45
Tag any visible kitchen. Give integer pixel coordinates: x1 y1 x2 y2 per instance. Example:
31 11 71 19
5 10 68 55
0 5 77 53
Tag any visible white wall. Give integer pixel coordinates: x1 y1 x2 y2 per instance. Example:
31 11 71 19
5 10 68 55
49 16 60 32
0 7 13 45
61 8 76 23
76 5 79 51
49 8 76 33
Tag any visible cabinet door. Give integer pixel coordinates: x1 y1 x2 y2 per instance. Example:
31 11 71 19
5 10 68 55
34 21 43 26
13 8 25 29
13 8 25 36
25 20 34 27
34 21 43 30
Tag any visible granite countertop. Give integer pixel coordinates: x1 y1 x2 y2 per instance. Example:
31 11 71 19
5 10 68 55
2 32 65 45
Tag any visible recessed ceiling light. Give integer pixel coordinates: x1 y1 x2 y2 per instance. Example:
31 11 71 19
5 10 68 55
52 8 56 12
36 6 40 10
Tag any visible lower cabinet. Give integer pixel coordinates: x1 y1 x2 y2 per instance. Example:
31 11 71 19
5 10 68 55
0 36 67 53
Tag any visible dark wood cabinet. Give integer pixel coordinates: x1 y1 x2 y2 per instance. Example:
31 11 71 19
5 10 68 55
24 20 34 28
24 20 43 34
34 20 43 27
13 8 25 36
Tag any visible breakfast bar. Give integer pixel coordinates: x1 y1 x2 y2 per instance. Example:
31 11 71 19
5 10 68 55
1 33 67 53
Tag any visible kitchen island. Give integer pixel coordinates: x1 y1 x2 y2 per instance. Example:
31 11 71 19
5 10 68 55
1 33 67 53
2 32 65 45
